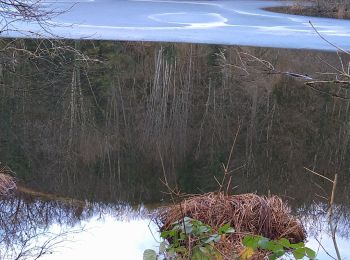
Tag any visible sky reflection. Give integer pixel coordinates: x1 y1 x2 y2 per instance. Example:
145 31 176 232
38 206 350 260
44 214 159 260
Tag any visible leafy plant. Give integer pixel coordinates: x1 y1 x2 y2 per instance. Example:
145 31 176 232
241 235 316 260
144 217 316 260
143 217 234 260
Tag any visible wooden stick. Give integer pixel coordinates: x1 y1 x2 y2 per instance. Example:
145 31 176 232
304 167 334 183
328 174 341 260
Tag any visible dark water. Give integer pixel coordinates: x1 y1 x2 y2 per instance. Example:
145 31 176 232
0 40 349 259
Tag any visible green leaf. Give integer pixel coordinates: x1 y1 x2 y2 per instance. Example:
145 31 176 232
175 246 187 254
225 227 235 234
305 247 316 259
172 217 195 232
272 248 285 258
213 234 221 242
292 248 306 259
269 255 277 260
183 216 194 222
218 223 231 234
266 241 284 252
161 229 177 238
172 216 192 225
290 242 305 249
179 232 186 240
197 225 210 234
184 221 193 234
257 237 270 249
242 235 259 250
203 234 220 244
278 238 291 248
143 249 157 260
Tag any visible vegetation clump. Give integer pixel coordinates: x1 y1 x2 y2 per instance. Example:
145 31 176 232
154 192 307 259
0 163 16 196
265 1 350 19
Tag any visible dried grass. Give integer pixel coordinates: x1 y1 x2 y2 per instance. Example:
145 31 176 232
156 192 306 259
0 164 16 196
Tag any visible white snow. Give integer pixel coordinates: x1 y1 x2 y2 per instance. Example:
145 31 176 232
2 0 350 51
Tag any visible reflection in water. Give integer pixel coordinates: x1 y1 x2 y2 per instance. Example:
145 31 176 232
44 217 158 260
0 195 82 259
0 39 349 258
0 193 349 259
300 204 350 259
0 192 154 259
306 226 350 259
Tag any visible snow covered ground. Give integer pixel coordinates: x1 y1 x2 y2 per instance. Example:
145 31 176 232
3 0 350 51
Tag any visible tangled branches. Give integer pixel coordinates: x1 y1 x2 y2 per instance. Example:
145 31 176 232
0 163 16 196
0 0 64 35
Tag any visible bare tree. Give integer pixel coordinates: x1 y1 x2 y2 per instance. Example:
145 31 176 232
0 0 64 36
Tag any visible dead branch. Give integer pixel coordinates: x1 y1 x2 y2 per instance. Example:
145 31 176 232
0 163 16 196
304 167 342 259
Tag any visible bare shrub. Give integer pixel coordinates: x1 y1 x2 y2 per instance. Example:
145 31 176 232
0 163 16 196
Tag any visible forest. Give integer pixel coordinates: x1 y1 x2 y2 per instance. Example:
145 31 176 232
0 40 349 208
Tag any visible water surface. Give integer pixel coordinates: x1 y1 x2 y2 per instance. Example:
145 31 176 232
3 0 350 50
0 40 350 259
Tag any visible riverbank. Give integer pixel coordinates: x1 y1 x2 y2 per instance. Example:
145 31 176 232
265 2 350 20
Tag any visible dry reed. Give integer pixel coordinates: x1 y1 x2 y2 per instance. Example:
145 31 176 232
0 164 16 196
156 192 306 259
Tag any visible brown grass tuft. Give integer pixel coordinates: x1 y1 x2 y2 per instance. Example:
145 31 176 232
0 164 16 196
155 192 306 259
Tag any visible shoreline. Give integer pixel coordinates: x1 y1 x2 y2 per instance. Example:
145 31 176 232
265 5 350 20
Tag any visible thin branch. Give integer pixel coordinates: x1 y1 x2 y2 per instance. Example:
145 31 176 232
314 237 337 260
328 174 341 260
309 21 350 56
305 83 350 100
303 167 334 183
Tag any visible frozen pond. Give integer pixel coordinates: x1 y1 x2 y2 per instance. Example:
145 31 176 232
2 0 350 50
1 196 349 260
1 41 350 259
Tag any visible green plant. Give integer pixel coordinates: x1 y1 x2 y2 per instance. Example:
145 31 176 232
241 235 316 260
144 217 317 260
143 217 234 260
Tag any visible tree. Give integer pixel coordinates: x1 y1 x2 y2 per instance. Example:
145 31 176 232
0 0 62 36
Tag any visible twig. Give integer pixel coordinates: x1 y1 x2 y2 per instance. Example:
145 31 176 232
306 80 350 86
304 167 342 259
304 167 334 183
309 21 350 56
305 83 350 100
157 143 187 236
315 237 337 260
219 123 241 193
328 174 341 260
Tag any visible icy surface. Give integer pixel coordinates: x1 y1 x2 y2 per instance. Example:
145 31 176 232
3 0 350 50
